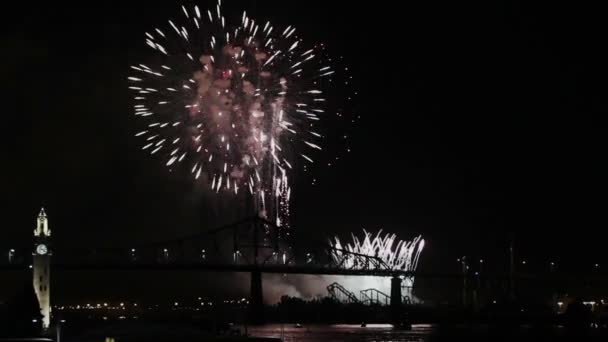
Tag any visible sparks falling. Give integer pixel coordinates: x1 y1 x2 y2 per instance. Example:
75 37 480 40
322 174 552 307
330 230 425 272
129 1 340 227
329 231 425 300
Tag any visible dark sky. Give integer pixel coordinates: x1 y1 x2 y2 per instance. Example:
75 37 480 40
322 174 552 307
1 1 606 299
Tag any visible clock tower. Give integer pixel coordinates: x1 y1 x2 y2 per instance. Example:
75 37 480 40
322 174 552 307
33 208 51 329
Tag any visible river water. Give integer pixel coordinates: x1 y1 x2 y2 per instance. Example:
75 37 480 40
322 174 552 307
248 324 433 342
246 323 607 342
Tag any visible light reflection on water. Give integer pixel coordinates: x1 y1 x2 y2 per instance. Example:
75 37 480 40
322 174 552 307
246 324 433 342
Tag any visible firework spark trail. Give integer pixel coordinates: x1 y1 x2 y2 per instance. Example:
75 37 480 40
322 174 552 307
330 230 425 272
329 231 425 299
129 1 339 228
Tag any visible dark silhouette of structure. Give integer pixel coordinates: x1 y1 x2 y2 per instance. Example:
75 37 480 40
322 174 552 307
390 276 403 324
327 282 359 304
360 288 390 306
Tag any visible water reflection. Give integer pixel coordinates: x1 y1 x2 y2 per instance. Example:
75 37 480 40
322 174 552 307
246 324 432 342
247 324 607 342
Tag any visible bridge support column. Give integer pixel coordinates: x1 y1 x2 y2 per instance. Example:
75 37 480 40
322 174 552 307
249 270 265 325
390 276 403 325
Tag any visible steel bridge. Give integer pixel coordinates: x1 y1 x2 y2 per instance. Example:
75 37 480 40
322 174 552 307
1 218 403 274
1 216 413 324
3 216 608 324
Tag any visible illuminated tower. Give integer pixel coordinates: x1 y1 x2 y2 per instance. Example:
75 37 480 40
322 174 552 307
33 208 51 329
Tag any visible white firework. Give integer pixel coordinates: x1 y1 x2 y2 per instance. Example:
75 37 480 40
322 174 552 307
128 1 340 227
329 230 425 302
331 230 425 272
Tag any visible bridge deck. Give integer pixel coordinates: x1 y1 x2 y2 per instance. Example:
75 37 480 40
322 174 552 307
2 262 607 280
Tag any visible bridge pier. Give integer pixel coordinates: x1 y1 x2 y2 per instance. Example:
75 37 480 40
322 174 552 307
390 275 403 325
249 270 265 325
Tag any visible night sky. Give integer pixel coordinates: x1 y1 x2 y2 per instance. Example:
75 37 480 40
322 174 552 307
1 1 606 300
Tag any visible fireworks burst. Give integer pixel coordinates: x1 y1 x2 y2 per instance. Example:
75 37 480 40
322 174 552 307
329 230 425 300
128 1 343 227
330 230 425 272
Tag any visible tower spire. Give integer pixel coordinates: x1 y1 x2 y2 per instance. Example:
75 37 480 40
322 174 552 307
34 207 50 237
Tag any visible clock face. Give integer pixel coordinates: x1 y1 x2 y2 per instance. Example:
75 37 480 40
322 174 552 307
36 244 48 255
